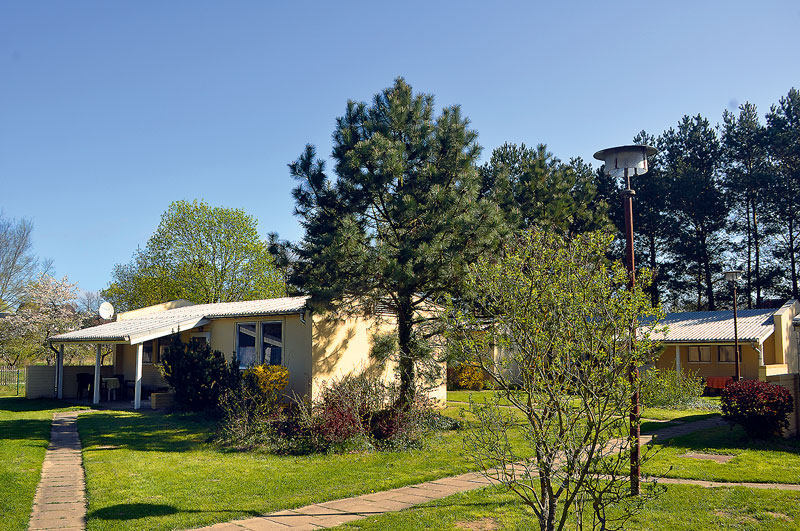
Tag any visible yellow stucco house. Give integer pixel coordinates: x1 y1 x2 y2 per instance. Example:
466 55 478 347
32 296 446 409
652 300 800 383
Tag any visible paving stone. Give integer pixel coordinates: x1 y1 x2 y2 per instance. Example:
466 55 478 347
318 498 386 514
235 517 293 530
200 523 247 530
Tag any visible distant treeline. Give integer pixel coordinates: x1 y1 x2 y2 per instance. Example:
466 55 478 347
476 88 799 312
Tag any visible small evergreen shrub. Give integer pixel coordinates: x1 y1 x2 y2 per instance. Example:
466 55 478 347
454 363 484 391
159 336 238 411
721 379 794 439
640 368 705 408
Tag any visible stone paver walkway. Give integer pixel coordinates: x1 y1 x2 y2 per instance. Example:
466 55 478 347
29 411 92 531
187 415 742 531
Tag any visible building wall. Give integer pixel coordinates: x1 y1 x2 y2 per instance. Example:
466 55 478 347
773 300 800 373
114 344 168 389
209 315 312 399
765 373 800 437
310 312 447 406
655 343 762 380
26 365 113 399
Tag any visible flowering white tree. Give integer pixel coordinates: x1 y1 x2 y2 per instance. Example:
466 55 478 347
0 275 82 367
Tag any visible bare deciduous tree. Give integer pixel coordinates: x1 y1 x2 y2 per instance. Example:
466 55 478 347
445 231 664 531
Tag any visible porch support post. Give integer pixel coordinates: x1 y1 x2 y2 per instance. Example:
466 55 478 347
675 345 681 372
134 343 143 409
57 344 64 399
93 344 102 405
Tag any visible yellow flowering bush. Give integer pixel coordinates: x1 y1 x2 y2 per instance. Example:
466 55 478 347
455 363 484 391
243 364 289 398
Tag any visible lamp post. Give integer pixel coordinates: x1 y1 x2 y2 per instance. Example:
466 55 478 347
593 144 657 496
725 270 744 381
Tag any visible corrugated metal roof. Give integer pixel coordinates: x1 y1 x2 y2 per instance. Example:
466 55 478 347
649 308 777 343
50 296 310 344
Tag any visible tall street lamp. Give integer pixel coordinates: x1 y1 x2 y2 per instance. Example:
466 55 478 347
593 144 657 496
725 270 744 381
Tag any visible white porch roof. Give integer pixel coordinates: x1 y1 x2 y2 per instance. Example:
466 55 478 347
50 296 310 345
649 308 777 344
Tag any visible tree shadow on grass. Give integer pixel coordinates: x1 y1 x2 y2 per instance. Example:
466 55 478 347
0 418 52 441
0 396 89 413
90 503 261 521
660 423 800 455
79 410 217 453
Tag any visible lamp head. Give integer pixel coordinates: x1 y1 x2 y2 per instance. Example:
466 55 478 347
724 270 744 282
593 145 657 178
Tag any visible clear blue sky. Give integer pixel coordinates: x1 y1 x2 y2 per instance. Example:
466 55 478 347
1 1 798 294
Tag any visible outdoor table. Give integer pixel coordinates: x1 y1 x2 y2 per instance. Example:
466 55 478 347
102 377 120 401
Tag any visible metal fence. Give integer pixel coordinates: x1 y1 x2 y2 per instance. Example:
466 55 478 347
0 368 25 395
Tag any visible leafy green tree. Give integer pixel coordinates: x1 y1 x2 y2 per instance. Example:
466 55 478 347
480 143 610 237
444 230 663 531
765 88 800 299
721 103 772 307
103 200 284 311
659 115 727 310
289 78 502 405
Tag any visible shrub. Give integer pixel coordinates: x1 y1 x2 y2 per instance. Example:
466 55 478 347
454 363 484 391
721 379 794 439
217 364 290 448
159 336 238 411
640 368 705 408
243 364 289 403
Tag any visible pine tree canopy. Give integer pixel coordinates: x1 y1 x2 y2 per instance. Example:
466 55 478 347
289 77 502 401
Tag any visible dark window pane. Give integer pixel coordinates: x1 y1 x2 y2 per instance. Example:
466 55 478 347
261 322 282 365
237 323 257 368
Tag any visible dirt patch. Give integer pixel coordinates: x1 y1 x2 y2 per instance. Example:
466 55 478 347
93 445 120 450
681 452 735 463
764 511 793 522
714 510 757 524
455 518 500 530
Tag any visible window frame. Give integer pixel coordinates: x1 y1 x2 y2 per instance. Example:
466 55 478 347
260 320 284 367
142 340 155 365
234 320 284 369
718 345 737 363
687 345 712 363
235 321 258 370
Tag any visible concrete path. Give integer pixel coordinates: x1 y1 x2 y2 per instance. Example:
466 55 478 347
28 411 91 531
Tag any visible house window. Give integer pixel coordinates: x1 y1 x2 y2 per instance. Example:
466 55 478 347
261 322 283 365
688 346 711 363
142 340 154 364
236 322 258 369
719 345 737 363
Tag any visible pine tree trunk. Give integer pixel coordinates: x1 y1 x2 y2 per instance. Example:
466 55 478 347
649 233 659 306
753 198 762 308
746 198 753 308
396 297 415 409
702 235 715 310
790 218 798 300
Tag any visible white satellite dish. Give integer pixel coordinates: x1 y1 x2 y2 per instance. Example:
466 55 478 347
99 302 115 320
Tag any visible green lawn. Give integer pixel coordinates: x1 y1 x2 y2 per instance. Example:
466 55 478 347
331 483 800 531
447 390 719 422
644 424 800 484
0 397 87 531
79 407 535 531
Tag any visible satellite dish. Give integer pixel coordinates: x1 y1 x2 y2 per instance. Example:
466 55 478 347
99 302 115 320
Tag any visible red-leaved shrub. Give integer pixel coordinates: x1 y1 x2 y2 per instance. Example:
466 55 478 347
721 379 794 439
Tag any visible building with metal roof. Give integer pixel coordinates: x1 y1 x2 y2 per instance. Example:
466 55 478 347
30 297 446 410
653 300 800 383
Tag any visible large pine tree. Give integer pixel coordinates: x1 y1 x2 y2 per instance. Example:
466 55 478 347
289 78 502 404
